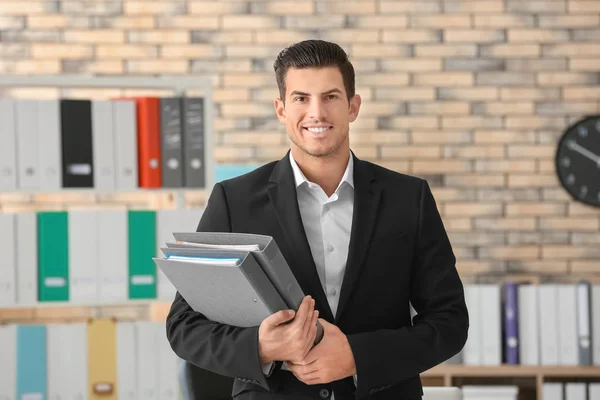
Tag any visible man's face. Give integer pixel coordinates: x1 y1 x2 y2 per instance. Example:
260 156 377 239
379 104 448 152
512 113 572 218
275 66 361 159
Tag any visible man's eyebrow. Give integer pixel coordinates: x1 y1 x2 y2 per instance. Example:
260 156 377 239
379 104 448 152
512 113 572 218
289 88 344 97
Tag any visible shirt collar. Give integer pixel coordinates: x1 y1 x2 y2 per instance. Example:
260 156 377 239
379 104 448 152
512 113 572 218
289 151 354 190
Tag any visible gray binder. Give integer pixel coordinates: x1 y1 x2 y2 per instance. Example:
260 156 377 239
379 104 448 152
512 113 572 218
159 98 184 188
0 98 17 191
154 247 287 327
169 232 323 343
38 100 62 190
92 100 116 190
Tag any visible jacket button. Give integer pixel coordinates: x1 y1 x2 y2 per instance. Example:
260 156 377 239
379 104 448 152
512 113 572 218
319 388 330 398
368 389 375 395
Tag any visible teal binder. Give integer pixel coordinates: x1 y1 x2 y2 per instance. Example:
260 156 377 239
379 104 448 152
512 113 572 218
38 211 69 302
128 211 157 299
17 325 47 400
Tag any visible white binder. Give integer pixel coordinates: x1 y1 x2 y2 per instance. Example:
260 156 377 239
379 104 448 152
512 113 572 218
462 284 481 365
518 284 539 365
16 100 39 190
37 99 62 190
97 210 129 303
117 322 138 400
593 285 600 365
68 323 88 400
557 284 578 365
565 383 586 400
539 284 560 365
47 324 87 400
0 214 17 306
589 383 600 399
92 100 116 190
0 325 17 400
480 284 501 365
113 100 138 190
136 322 159 400
15 212 37 305
542 383 563 400
0 98 17 191
157 323 179 400
69 210 99 303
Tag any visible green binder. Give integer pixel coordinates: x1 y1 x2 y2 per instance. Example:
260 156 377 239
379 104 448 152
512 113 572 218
38 211 69 302
128 210 157 299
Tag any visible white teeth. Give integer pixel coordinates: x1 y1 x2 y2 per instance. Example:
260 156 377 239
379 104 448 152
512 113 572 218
306 127 329 133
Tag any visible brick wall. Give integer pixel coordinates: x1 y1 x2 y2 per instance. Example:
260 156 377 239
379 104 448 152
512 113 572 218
0 0 599 280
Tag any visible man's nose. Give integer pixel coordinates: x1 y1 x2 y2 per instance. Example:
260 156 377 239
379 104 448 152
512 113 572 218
307 98 327 121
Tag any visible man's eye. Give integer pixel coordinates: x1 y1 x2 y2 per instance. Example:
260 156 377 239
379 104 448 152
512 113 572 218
326 94 338 100
294 96 306 102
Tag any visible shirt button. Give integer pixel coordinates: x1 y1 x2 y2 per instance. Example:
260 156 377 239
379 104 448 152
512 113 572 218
329 288 337 296
319 388 330 398
326 244 334 252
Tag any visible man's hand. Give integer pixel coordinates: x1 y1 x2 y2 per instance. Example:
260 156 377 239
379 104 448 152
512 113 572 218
258 296 319 364
286 319 357 385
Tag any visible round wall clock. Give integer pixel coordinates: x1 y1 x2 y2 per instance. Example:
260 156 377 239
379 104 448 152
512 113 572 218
555 115 600 208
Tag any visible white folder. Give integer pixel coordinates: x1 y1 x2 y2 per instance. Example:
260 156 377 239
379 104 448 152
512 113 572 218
589 383 600 399
543 383 563 400
117 322 138 400
113 100 138 190
69 210 99 303
67 323 88 400
462 284 481 365
157 323 179 400
136 322 159 400
15 212 37 305
565 382 586 400
0 98 17 191
0 214 17 306
558 284 578 365
97 210 129 303
37 100 62 191
16 100 39 190
593 285 600 365
480 284 501 365
518 284 540 365
539 284 560 365
47 325 69 398
92 100 116 190
0 325 17 400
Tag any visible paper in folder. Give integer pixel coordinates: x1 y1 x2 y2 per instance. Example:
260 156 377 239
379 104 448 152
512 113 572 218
154 232 323 344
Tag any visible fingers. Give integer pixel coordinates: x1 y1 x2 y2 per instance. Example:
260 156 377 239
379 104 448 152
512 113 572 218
300 299 316 338
303 310 319 355
291 296 314 331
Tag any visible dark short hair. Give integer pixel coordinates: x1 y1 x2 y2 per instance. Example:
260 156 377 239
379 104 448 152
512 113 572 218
273 40 355 102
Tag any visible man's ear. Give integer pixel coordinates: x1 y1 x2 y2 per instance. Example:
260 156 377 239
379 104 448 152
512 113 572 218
274 97 286 124
348 94 361 123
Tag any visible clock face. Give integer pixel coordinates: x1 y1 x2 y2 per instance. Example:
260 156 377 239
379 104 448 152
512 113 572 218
555 116 600 208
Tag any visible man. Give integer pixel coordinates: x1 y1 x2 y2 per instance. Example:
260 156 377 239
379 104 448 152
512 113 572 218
167 40 468 400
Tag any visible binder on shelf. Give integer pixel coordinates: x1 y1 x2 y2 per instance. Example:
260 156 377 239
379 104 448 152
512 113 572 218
69 210 99 303
0 214 16 306
17 325 47 400
116 322 138 400
504 282 519 365
593 285 600 366
518 284 539 365
113 100 138 190
462 284 481 365
181 97 205 188
565 383 586 400
87 319 117 400
128 210 157 299
16 212 38 305
135 97 162 188
480 284 501 365
136 322 160 400
60 99 94 188
0 325 17 400
157 323 180 400
16 99 39 190
160 97 184 188
542 383 563 400
92 100 116 190
98 210 129 303
575 281 592 365
38 99 62 190
0 98 17 191
539 284 560 365
558 284 578 366
38 211 69 302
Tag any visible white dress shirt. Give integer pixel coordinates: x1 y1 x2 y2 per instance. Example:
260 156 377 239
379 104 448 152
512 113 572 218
289 152 355 399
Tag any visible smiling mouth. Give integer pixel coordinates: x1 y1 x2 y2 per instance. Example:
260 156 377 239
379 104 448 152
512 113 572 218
303 126 333 134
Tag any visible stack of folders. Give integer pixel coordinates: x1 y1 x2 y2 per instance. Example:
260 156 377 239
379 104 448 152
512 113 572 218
153 232 324 343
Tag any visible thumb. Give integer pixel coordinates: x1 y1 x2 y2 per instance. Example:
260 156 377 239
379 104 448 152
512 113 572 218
266 309 295 327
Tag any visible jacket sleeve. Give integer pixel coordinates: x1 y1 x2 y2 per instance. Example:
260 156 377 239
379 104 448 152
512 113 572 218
165 183 276 390
346 180 469 399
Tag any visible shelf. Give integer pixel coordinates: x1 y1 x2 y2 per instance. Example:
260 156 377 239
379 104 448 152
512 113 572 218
423 364 600 378
0 300 170 309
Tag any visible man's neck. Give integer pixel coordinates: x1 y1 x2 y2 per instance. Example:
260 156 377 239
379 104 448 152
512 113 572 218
291 147 350 197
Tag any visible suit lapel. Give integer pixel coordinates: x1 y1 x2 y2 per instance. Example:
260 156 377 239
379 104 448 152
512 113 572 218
266 153 334 321
336 156 381 323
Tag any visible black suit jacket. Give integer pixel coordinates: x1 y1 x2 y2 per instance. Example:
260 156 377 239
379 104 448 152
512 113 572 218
166 152 468 400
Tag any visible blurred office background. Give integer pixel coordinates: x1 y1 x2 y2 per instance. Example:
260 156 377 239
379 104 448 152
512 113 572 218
0 1 599 399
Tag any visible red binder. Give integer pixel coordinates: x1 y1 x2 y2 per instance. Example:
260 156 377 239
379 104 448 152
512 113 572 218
134 97 162 188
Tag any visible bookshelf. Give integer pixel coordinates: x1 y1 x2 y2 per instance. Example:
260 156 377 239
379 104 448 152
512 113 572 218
0 75 215 322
